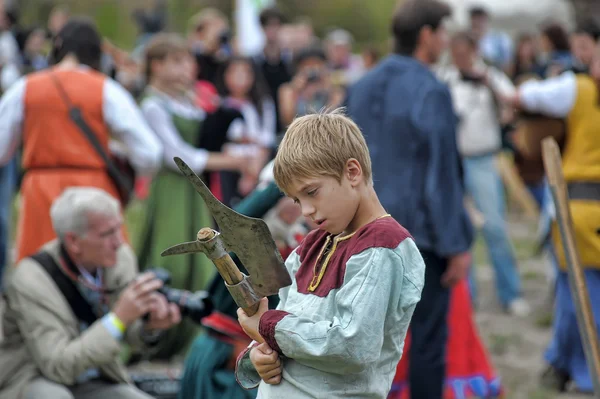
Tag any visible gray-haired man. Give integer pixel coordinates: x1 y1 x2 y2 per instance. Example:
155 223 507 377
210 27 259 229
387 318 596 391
0 187 181 399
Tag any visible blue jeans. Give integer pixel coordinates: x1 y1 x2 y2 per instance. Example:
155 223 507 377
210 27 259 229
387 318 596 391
0 158 16 290
527 180 547 210
545 260 600 393
463 154 521 306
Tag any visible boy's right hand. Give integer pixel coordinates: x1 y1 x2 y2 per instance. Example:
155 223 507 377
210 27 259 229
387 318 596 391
250 342 282 385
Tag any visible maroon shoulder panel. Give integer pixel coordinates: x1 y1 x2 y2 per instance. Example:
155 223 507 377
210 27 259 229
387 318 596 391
295 218 411 297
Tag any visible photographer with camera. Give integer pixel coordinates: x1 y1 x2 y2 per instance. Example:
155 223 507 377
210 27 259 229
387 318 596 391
0 187 182 399
278 46 345 127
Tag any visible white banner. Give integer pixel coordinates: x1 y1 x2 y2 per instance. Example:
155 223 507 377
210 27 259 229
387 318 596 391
235 0 276 57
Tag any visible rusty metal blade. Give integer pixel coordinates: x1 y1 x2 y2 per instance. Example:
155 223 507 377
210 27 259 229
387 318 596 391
167 157 291 297
161 241 204 256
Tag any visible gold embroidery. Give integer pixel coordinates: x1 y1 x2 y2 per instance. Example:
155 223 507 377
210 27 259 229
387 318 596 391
308 214 392 292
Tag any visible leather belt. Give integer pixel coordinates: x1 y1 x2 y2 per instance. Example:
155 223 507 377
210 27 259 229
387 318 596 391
567 181 600 201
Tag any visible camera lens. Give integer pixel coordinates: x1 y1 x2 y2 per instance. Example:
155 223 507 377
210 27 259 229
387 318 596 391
144 268 213 325
159 287 214 324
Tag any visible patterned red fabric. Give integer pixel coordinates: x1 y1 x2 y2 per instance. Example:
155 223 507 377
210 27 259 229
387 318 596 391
389 280 503 398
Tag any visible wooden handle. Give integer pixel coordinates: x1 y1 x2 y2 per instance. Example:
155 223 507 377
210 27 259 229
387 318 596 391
542 138 600 397
198 228 244 285
197 228 260 316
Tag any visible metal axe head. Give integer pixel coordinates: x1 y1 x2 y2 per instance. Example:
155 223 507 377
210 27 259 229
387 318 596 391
161 157 292 298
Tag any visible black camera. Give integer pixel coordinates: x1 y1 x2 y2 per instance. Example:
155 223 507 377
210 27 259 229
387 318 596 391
147 268 214 325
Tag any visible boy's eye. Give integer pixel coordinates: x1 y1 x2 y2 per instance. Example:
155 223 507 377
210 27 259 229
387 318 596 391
307 189 318 197
293 198 300 205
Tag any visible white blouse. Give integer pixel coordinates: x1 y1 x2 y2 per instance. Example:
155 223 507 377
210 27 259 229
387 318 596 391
227 98 277 148
141 91 210 174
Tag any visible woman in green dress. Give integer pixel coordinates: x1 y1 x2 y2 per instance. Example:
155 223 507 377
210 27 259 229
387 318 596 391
138 33 254 359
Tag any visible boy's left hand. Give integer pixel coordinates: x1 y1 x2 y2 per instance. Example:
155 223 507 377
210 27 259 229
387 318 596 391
237 297 269 343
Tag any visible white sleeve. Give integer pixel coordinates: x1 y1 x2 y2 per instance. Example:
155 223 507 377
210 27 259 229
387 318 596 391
488 68 516 98
226 118 245 141
141 97 209 174
0 77 25 165
103 78 163 177
519 72 577 118
259 99 277 147
1 63 21 92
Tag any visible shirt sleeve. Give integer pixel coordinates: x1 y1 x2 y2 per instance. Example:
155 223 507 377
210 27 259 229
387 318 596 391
0 77 25 165
103 78 163 177
417 86 474 257
257 240 424 375
1 62 21 92
235 341 262 390
141 97 209 174
518 71 577 118
488 67 516 98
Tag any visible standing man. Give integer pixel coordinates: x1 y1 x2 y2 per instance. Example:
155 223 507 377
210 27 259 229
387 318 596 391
345 1 473 398
0 17 162 263
437 32 530 316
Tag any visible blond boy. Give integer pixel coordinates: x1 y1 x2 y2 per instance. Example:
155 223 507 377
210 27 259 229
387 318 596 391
235 109 425 398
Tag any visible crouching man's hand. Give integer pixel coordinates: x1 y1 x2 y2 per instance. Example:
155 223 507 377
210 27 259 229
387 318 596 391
112 272 164 326
250 342 282 385
144 292 181 330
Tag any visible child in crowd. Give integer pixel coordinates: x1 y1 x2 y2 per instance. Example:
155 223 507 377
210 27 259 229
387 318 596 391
235 109 426 398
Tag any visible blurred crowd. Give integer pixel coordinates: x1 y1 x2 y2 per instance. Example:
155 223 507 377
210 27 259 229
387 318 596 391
0 0 598 398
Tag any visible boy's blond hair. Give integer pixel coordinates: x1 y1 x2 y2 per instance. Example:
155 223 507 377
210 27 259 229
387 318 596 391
274 108 373 194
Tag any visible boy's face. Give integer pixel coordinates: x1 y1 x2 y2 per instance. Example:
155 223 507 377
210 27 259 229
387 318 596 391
286 161 362 235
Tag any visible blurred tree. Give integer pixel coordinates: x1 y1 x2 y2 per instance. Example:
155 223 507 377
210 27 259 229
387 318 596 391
17 0 396 53
279 0 397 53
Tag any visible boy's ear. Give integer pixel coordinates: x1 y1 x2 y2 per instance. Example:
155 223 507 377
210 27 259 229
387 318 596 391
345 158 362 187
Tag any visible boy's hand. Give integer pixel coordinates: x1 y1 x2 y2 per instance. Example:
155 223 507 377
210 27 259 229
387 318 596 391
237 297 269 343
250 342 282 385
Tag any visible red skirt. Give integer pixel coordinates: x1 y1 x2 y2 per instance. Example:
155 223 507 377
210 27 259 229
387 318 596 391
389 279 503 398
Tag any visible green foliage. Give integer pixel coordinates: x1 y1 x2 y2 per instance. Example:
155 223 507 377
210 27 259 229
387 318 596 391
18 0 398 53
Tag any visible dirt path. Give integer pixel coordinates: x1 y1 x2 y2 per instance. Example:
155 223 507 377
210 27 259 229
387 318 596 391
474 215 590 399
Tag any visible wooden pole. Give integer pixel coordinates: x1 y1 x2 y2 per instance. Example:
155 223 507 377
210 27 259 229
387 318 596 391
542 137 600 397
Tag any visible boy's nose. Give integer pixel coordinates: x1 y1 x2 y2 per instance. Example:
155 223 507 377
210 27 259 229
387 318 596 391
301 203 316 218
